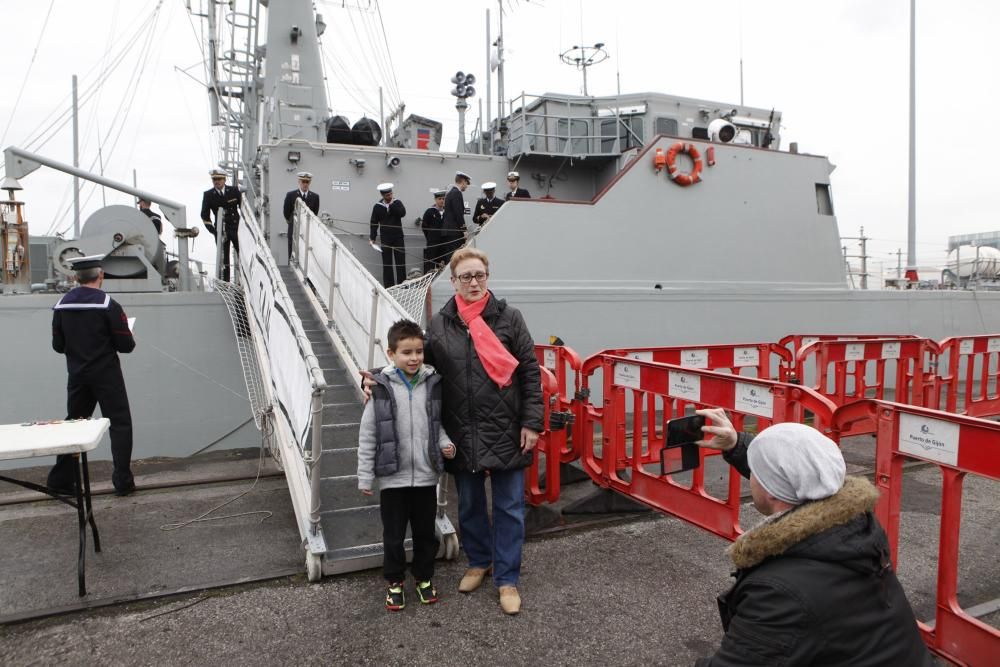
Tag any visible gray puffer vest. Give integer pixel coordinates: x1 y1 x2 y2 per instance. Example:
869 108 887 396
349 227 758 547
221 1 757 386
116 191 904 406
371 371 444 477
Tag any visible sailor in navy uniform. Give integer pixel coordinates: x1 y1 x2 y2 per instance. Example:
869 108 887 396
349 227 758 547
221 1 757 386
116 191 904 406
441 170 471 265
200 168 242 281
282 171 321 264
370 183 407 287
505 171 531 200
421 188 447 273
137 198 163 235
48 255 137 497
472 181 505 226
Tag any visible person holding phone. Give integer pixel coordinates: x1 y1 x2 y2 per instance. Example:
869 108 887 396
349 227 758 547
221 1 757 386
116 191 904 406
692 408 932 667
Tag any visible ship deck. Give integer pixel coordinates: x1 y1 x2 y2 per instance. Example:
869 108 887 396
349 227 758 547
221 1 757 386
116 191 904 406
1 436 994 664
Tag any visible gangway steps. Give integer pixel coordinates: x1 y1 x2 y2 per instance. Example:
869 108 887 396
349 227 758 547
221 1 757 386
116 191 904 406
277 265 383 573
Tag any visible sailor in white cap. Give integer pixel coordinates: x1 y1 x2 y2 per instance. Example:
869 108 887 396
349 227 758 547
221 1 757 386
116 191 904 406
49 253 137 497
282 171 321 264
420 187 449 272
505 171 531 200
691 408 932 666
200 168 242 281
370 183 408 287
473 181 505 226
441 171 472 264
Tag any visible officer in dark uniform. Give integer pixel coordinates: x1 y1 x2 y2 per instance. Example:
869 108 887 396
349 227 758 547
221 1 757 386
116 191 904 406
137 198 163 235
48 255 137 497
200 168 242 281
505 170 531 200
282 170 321 264
441 170 471 265
370 183 407 287
472 181 504 226
420 188 447 273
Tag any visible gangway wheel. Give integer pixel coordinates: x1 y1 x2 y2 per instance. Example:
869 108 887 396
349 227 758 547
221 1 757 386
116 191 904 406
306 552 323 582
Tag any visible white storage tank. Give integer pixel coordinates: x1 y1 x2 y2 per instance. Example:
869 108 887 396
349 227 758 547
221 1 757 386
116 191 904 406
947 245 1000 278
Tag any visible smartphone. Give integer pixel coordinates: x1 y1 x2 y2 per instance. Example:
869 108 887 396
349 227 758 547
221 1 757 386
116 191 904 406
660 414 706 475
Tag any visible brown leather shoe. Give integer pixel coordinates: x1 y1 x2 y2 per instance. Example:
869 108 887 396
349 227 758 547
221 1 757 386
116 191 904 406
499 585 521 615
458 567 491 593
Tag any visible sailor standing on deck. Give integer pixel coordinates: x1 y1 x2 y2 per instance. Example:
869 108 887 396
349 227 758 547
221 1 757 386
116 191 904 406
472 182 504 226
47 255 137 497
504 171 530 200
421 188 447 273
282 171 321 264
136 198 162 235
441 171 471 265
370 183 407 288
200 168 242 282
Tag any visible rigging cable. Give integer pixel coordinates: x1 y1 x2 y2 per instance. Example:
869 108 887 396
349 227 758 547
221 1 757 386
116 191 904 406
0 0 58 149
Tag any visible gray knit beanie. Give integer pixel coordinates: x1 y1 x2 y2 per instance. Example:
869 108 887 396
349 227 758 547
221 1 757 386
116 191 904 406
747 423 846 505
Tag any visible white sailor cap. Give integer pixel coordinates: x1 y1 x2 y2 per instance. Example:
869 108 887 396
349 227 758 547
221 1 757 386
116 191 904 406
209 168 227 178
455 170 472 182
481 182 497 190
506 171 520 181
377 182 394 193
67 254 105 271
296 171 313 181
431 187 447 197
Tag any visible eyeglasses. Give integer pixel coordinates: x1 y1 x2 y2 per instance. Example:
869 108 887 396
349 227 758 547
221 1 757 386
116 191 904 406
454 271 488 284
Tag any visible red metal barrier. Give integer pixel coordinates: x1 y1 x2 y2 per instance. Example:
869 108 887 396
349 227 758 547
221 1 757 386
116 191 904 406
795 338 938 435
778 333 921 383
577 355 836 540
936 335 1000 418
525 367 561 505
833 400 1000 666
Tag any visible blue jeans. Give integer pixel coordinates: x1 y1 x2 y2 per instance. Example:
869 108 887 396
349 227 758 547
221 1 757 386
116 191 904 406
454 468 525 587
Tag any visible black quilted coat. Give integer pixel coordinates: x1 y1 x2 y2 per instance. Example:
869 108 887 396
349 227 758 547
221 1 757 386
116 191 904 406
425 292 543 473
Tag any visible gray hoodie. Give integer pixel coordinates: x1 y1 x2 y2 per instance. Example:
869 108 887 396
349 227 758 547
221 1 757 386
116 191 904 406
357 364 453 491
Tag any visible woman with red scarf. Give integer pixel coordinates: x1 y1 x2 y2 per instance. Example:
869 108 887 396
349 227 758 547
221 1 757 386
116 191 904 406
424 247 543 615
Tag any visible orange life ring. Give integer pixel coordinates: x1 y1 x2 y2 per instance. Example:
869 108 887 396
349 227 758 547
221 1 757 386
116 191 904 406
665 142 703 186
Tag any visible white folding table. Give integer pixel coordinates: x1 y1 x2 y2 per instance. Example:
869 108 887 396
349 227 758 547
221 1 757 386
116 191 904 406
0 418 108 596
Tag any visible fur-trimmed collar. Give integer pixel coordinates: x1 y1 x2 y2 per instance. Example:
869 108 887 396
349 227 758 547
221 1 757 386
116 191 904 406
727 476 879 570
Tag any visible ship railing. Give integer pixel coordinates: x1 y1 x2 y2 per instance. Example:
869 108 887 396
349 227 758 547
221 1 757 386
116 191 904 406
291 199 413 380
233 199 329 572
503 91 644 157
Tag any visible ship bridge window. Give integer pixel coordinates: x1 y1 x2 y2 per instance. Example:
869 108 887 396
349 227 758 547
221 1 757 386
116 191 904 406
816 183 834 215
557 118 590 153
600 116 644 152
654 117 678 137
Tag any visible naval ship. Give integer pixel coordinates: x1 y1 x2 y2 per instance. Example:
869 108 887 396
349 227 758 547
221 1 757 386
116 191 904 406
3 0 1000 582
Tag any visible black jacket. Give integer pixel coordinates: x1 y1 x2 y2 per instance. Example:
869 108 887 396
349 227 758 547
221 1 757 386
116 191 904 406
697 435 933 667
421 206 443 245
505 187 530 200
441 186 466 237
200 185 242 237
370 198 406 245
139 207 162 234
472 196 504 225
283 189 320 222
52 286 136 381
424 293 543 473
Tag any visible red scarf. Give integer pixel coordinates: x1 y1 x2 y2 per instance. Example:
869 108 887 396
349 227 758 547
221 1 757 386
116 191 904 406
456 292 519 388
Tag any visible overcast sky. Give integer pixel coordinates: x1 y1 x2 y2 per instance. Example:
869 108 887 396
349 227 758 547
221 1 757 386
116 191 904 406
2 0 997 278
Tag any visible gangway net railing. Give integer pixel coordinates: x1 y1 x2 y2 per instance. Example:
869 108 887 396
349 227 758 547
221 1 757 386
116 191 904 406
833 400 1000 666
577 355 836 540
235 201 328 560
292 201 430 378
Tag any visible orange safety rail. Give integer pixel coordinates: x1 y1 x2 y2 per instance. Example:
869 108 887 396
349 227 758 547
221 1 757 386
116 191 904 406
525 367 562 505
778 333 921 383
795 338 938 435
534 344 584 463
832 400 1000 666
935 335 1000 418
577 355 836 540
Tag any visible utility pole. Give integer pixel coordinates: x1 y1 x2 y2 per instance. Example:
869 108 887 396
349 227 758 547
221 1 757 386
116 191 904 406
895 248 903 279
841 226 871 289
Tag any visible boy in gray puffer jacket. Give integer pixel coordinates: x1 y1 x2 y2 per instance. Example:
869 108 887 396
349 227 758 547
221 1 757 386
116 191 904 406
358 319 456 611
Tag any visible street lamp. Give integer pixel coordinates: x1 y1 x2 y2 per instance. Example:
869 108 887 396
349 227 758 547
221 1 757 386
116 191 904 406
450 71 477 152
559 43 608 96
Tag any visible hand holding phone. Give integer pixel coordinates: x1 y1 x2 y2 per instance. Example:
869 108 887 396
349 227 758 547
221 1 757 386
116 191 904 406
661 414 706 475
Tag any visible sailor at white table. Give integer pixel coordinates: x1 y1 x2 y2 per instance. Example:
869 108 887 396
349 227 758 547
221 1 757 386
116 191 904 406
48 254 137 497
